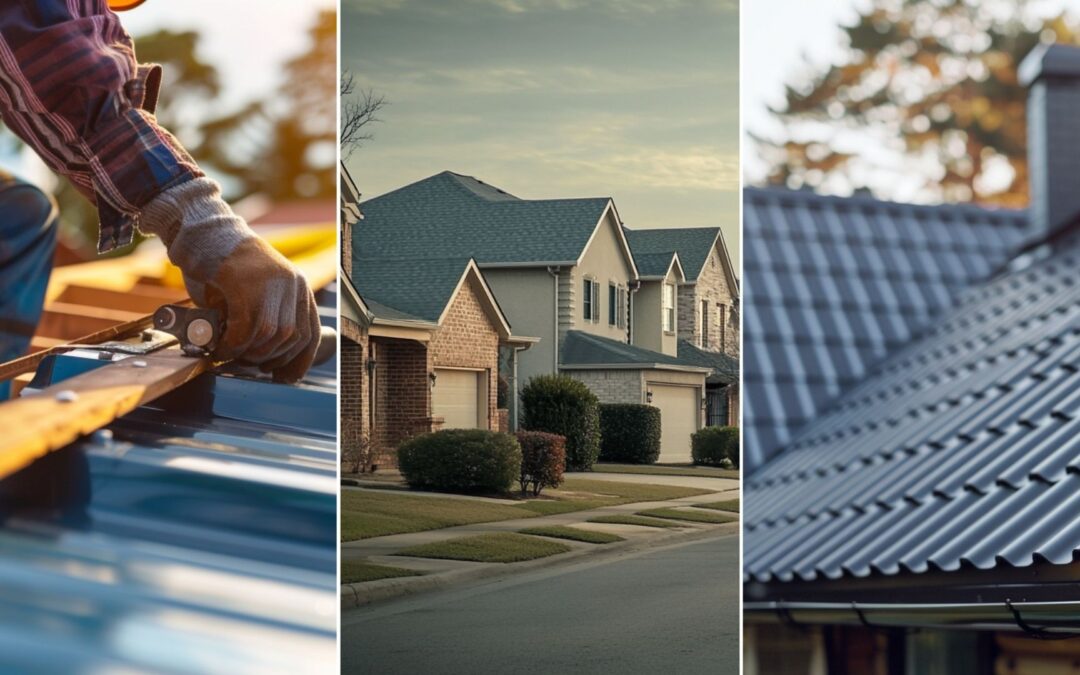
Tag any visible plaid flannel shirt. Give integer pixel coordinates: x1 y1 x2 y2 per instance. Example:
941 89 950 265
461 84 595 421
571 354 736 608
0 0 201 253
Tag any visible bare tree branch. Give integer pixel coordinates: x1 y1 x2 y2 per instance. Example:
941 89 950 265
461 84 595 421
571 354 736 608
340 71 387 158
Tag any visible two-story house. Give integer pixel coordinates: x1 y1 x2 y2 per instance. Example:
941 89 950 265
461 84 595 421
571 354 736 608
625 227 740 427
352 170 716 462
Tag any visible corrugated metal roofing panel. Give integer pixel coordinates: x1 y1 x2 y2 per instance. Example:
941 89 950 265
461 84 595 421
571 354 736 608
743 187 1032 471
744 225 1080 586
0 290 338 673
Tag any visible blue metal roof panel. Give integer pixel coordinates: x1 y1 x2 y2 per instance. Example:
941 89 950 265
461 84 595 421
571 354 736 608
0 290 338 673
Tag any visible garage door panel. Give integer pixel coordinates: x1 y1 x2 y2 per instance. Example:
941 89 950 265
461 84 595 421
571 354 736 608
433 369 484 429
650 384 698 463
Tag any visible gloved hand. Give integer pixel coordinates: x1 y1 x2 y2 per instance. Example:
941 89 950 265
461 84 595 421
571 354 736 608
140 178 320 383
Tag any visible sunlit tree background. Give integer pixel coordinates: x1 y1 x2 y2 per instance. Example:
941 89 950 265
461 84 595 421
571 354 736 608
753 0 1080 207
1 2 336 261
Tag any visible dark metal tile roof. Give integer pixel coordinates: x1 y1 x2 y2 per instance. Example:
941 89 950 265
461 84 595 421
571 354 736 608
356 171 611 266
624 226 720 281
742 187 1032 471
631 251 679 278
676 339 738 384
0 291 338 673
744 229 1080 584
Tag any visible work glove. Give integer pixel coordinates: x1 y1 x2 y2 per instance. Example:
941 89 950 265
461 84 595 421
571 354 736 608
140 178 320 383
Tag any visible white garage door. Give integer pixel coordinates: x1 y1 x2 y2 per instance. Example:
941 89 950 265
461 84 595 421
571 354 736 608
649 384 699 463
433 369 485 429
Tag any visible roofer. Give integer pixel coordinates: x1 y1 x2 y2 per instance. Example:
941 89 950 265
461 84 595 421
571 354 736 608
0 1 320 388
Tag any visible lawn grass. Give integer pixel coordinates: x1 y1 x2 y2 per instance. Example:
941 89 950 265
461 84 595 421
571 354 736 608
395 533 571 563
587 514 684 529
341 490 538 540
341 560 423 584
636 507 737 524
589 463 739 479
341 479 710 541
694 498 740 513
518 525 624 544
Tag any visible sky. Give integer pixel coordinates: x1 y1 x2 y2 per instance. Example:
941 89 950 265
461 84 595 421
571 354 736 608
342 0 741 267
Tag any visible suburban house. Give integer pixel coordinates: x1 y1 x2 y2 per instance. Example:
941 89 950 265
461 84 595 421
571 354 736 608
339 168 535 467
624 227 741 427
742 44 1080 672
347 169 736 463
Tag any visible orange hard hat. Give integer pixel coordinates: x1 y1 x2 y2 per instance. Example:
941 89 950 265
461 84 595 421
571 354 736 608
107 0 149 10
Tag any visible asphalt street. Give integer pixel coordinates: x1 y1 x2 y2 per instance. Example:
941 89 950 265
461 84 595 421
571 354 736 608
342 533 739 674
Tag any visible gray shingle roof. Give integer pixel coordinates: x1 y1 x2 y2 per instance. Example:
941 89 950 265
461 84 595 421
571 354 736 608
742 187 1033 471
632 251 680 278
560 330 705 371
676 340 738 384
625 227 720 281
744 214 1080 586
354 171 611 267
352 257 472 323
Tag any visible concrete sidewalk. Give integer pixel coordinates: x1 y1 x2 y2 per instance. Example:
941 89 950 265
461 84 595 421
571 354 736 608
342 476 739 609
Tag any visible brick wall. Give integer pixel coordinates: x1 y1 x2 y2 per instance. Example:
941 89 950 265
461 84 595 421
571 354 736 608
340 317 368 467
372 338 432 464
564 369 643 404
430 275 500 431
678 245 739 354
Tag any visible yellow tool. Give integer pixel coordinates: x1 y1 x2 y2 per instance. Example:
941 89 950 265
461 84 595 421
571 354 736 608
107 0 149 11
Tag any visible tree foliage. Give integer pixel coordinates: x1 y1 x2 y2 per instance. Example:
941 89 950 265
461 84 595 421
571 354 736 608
757 0 1080 206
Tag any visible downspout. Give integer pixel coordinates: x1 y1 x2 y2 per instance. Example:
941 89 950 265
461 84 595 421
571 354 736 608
546 266 561 371
628 280 640 344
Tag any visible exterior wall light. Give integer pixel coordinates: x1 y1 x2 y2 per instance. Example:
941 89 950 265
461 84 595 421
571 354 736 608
429 372 437 387
646 390 653 404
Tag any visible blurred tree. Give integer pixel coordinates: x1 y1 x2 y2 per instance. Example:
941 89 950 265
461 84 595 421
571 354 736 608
196 9 337 201
757 0 1080 206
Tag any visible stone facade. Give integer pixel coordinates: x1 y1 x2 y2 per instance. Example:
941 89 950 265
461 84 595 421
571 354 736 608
564 369 644 404
678 245 739 355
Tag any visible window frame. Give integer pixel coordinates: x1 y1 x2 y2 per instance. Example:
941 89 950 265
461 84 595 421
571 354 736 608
663 283 676 333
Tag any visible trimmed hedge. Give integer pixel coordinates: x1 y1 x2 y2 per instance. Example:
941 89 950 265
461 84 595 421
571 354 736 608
516 431 566 496
520 375 601 471
398 429 522 493
691 426 739 468
599 403 661 464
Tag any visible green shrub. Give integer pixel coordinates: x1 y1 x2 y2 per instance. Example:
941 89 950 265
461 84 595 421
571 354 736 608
516 431 566 496
398 429 522 493
691 426 739 468
520 375 601 471
598 403 661 464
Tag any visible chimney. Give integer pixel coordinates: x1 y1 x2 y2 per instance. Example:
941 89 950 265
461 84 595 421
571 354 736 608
1019 43 1080 240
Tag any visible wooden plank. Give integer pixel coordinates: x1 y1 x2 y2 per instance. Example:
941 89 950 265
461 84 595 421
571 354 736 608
36 302 145 340
54 284 185 314
0 348 210 480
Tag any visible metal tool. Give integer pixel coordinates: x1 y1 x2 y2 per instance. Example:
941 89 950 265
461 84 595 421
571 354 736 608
153 305 222 356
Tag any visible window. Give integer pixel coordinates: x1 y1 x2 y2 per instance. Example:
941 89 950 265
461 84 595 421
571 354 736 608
618 287 627 329
717 303 727 350
608 283 617 325
583 278 599 323
700 300 709 345
663 284 675 333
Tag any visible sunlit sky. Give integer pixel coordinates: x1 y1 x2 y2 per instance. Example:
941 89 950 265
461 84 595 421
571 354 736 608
342 0 740 267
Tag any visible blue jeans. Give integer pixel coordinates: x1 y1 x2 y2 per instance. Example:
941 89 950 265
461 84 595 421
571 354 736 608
0 175 58 399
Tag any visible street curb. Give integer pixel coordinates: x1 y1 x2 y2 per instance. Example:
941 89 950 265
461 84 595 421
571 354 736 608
341 520 738 610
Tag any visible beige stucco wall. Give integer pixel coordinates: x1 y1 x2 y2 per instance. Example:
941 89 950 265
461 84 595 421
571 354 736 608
482 267 557 390
570 209 634 344
632 267 680 356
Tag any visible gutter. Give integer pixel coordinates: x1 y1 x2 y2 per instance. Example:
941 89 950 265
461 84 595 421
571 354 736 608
546 266 561 371
744 600 1080 637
